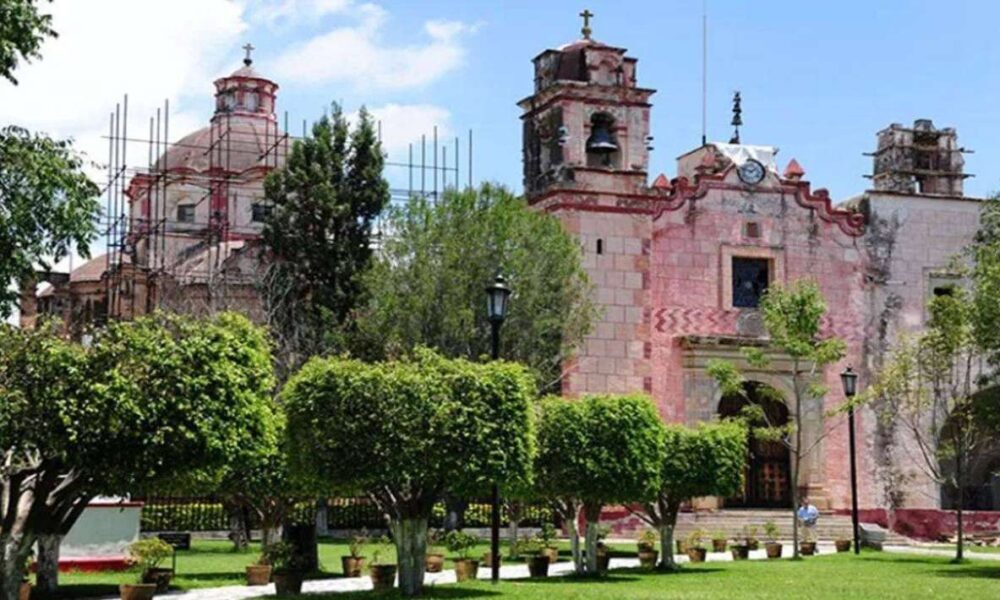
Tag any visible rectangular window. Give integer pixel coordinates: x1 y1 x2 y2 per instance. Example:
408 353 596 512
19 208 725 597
177 204 195 223
732 257 770 308
251 203 273 223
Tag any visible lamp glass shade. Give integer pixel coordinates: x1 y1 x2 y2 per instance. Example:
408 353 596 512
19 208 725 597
486 275 511 323
840 366 858 398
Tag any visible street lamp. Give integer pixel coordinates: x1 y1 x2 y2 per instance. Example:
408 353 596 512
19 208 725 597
485 274 511 584
840 365 860 555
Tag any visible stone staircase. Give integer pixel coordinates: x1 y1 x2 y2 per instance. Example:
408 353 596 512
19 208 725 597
671 509 911 545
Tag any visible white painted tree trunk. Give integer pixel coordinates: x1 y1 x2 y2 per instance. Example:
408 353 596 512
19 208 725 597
658 523 675 570
390 518 427 598
1 534 28 600
567 513 583 574
582 504 602 575
36 535 61 593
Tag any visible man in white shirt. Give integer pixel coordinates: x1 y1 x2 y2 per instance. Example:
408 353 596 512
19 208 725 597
797 497 819 540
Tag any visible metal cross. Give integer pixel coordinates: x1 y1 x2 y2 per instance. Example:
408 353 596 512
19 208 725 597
580 9 594 39
242 43 255 66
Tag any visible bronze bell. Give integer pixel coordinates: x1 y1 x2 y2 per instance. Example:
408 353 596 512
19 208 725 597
586 123 618 154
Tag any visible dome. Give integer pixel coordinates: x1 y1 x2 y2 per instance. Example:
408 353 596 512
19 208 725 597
155 115 286 174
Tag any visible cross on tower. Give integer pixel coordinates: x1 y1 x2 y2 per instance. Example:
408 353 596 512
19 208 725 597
242 43 255 66
579 9 594 40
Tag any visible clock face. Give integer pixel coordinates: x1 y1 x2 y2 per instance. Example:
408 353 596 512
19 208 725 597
738 159 766 185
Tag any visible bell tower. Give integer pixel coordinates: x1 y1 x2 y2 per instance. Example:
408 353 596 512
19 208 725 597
518 15 657 401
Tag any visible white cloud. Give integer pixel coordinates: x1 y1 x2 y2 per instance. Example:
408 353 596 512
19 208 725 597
355 103 453 154
246 0 353 28
267 4 476 90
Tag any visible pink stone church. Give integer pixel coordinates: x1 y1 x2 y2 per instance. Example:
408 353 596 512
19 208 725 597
520 28 990 515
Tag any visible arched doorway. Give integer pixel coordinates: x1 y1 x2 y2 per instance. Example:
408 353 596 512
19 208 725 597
719 381 791 508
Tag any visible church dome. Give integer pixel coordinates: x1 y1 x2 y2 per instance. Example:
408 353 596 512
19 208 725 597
154 115 285 174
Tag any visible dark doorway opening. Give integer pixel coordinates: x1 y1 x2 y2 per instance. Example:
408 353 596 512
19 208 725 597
719 381 791 508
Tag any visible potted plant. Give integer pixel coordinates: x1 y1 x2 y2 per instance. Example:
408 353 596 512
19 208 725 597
800 527 817 556
711 530 728 553
538 522 560 564
245 552 272 586
425 529 445 573
444 530 479 582
521 537 550 578
265 541 308 596
685 529 707 563
19 550 32 600
764 521 783 559
743 525 760 551
636 530 658 569
369 535 397 592
835 538 852 553
594 525 611 574
121 538 173 599
342 530 367 577
730 537 750 561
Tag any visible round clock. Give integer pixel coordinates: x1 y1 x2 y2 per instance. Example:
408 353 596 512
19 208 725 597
737 159 766 185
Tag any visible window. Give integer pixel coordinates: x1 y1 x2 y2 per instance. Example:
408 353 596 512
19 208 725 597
596 239 603 255
744 222 761 238
177 204 195 223
245 92 258 111
251 203 273 223
933 285 956 297
732 257 770 308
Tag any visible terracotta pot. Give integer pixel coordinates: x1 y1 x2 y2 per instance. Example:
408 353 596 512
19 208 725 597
425 553 444 573
273 571 304 596
341 556 366 577
19 583 31 600
686 547 707 563
527 554 550 577
142 568 174 593
596 547 610 573
765 542 783 559
675 540 688 554
835 539 852 553
800 542 816 556
731 545 750 560
119 583 156 600
637 541 655 554
638 549 658 569
369 564 397 592
453 558 479 582
481 552 501 569
245 564 272 586
712 539 727 553
542 546 559 564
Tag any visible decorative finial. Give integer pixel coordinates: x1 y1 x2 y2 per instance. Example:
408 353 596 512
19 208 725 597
579 9 594 40
242 42 255 66
729 90 742 144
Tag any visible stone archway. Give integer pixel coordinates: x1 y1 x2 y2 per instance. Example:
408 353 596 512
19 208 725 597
719 381 792 508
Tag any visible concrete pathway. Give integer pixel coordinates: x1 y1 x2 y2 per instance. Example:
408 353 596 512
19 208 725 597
95 543 997 599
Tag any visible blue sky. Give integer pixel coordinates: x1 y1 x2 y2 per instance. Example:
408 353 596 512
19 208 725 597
1 0 997 208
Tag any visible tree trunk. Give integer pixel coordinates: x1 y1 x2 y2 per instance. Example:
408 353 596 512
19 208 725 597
36 534 61 594
564 506 583 574
956 439 965 562
658 500 680 571
583 503 602 575
791 369 802 560
390 518 428 598
225 500 248 551
261 523 282 548
1 534 29 600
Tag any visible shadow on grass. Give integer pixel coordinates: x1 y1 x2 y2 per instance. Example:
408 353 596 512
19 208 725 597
42 584 120 599
932 565 1000 580
288 586 502 599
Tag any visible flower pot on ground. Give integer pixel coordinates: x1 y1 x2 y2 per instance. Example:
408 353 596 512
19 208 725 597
537 523 559 563
263 541 310 596
527 554 550 578
125 538 174 598
765 542 783 559
542 546 559 564
730 544 750 560
711 538 727 553
245 564 272 586
141 567 174 593
836 539 852 553
638 549 658 569
800 542 817 556
763 521 782 559
425 529 445 573
481 552 501 570
369 536 398 592
119 583 156 600
685 530 707 563
19 582 31 600
675 540 688 554
452 559 479 582
343 531 368 577
595 543 611 574
273 571 304 596
445 530 480 582
636 530 658 555
686 547 707 563
742 525 760 551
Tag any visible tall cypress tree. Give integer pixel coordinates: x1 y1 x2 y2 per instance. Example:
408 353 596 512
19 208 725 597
261 105 389 378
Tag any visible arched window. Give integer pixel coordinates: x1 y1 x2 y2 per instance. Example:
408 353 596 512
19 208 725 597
585 112 620 168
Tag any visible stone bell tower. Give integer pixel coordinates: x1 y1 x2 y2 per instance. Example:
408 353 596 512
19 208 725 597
518 13 657 399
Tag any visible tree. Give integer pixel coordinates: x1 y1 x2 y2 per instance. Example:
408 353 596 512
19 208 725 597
534 394 666 575
632 421 747 570
282 350 536 597
261 105 389 380
0 313 274 600
707 280 846 559
0 0 56 85
350 183 597 392
0 126 100 318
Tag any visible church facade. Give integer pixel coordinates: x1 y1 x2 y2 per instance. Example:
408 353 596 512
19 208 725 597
520 31 987 512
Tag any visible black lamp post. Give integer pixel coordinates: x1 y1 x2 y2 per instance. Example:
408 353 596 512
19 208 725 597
485 274 511 584
840 365 860 555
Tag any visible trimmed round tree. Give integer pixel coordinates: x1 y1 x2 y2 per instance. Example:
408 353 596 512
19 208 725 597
0 313 275 600
535 394 666 575
283 350 535 597
633 421 748 570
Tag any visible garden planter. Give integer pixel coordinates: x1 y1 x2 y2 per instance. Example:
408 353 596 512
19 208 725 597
453 559 479 582
341 556 366 577
245 564 272 586
369 564 397 591
686 548 707 563
731 545 750 560
675 540 688 554
19 583 31 600
425 553 444 573
638 549 658 569
273 571 304 596
481 552 501 569
527 554 550 578
142 568 174 593
119 583 156 600
712 539 727 553
800 542 816 556
835 540 852 553
765 543 783 559
596 547 610 574
542 546 559 564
